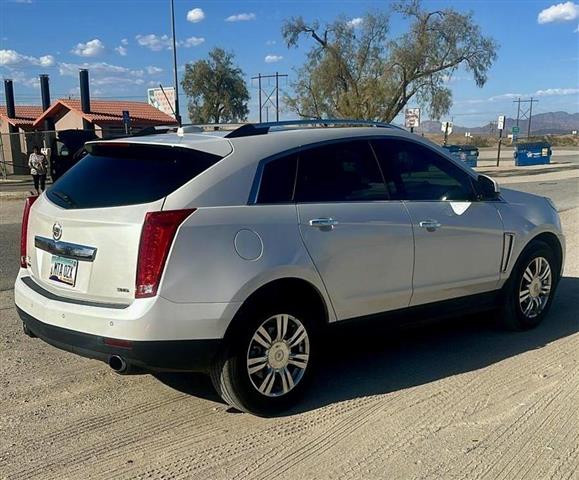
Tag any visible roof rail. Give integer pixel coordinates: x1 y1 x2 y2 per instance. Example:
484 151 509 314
224 118 402 138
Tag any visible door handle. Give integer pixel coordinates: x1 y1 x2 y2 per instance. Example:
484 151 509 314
419 220 442 232
309 218 339 229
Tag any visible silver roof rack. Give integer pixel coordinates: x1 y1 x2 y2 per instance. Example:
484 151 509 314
225 118 403 138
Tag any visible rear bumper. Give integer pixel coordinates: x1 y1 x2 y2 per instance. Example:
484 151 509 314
17 306 221 372
14 270 239 341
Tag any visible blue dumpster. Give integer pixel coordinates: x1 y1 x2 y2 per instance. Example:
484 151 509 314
514 142 552 166
442 145 479 167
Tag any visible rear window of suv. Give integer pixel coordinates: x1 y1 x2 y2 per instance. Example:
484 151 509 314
47 143 223 209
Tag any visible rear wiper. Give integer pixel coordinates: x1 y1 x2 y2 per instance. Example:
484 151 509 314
52 190 77 207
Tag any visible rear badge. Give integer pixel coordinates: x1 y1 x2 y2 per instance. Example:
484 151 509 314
52 222 62 241
117 287 130 293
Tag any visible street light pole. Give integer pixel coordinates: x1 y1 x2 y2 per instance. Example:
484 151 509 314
170 0 182 126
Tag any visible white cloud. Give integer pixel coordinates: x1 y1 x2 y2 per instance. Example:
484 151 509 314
136 34 172 51
146 65 163 75
225 12 256 22
180 36 205 47
537 2 579 24
575 23 579 31
488 92 524 101
347 17 363 28
72 38 105 57
115 46 128 56
266 40 276 46
121 38 128 46
0 49 55 67
8 70 40 88
58 61 124 76
265 54 283 63
534 87 579 96
186 8 205 23
136 33 205 51
92 76 145 86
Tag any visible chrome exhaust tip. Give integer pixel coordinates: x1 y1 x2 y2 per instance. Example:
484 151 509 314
109 355 128 373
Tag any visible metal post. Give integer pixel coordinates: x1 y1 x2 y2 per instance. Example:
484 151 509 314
443 123 449 146
496 128 503 167
527 96 534 138
275 72 279 122
258 74 262 123
170 0 181 126
515 98 521 128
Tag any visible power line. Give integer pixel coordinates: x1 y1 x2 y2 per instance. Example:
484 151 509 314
251 72 288 122
514 97 539 138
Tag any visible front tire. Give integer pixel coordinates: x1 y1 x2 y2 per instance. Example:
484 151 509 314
498 241 560 330
210 303 317 416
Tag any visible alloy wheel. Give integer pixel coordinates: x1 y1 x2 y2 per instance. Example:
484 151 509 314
519 256 552 319
246 314 310 397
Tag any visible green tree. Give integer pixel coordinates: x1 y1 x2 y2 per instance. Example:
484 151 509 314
181 48 249 123
282 0 498 121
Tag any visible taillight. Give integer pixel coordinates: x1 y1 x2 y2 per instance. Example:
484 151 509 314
20 196 39 268
135 209 195 298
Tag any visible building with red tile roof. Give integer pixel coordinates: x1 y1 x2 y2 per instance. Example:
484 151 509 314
33 99 178 134
1 105 45 175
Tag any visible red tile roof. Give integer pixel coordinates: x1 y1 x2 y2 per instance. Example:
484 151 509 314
0 105 44 129
33 99 178 128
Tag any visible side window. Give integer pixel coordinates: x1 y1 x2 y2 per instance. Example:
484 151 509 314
372 139 475 201
295 140 388 203
256 153 298 204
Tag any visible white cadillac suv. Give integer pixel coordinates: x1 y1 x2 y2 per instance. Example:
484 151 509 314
14 120 565 415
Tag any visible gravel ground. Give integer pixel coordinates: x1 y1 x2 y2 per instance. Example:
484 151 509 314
0 204 577 480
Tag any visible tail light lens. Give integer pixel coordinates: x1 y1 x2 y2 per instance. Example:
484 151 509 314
135 209 195 298
20 196 39 268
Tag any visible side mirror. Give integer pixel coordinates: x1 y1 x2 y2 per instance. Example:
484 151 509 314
476 174 500 200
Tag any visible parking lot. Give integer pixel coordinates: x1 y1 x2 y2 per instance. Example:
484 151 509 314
1 166 578 479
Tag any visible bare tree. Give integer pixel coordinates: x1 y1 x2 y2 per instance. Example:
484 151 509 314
282 0 498 121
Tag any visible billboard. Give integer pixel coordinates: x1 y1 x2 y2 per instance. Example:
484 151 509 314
404 108 420 128
147 87 176 118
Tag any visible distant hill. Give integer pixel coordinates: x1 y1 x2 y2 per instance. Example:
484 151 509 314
415 112 579 135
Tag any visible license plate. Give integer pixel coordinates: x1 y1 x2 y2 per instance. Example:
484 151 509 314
49 256 78 287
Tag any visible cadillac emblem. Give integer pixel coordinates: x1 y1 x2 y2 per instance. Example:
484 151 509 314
52 222 62 241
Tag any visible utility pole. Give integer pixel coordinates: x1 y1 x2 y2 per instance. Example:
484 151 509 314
252 72 288 123
514 97 538 139
170 0 181 126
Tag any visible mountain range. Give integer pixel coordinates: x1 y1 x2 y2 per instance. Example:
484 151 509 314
415 111 579 135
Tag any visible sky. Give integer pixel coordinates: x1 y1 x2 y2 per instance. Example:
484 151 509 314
0 0 578 127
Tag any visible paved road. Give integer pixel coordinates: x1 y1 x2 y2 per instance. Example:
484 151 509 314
1 182 578 479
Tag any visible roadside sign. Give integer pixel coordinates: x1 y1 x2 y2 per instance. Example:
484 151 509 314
512 126 520 134
497 115 505 130
405 108 421 129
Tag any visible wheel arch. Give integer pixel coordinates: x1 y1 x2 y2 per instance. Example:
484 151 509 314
516 231 564 277
223 277 330 343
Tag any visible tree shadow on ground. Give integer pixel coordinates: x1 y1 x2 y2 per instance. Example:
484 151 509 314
155 276 579 415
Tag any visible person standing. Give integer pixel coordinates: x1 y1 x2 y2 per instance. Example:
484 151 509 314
28 146 48 195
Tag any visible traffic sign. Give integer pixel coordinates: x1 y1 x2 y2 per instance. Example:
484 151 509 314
497 115 505 130
441 121 453 135
405 108 421 129
512 126 520 134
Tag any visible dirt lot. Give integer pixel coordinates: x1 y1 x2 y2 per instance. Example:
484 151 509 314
0 202 577 480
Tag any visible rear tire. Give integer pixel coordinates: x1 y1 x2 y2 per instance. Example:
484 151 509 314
498 240 560 331
210 302 318 416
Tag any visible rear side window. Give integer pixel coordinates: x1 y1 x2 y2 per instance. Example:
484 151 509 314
294 140 388 203
256 153 298 204
47 144 222 209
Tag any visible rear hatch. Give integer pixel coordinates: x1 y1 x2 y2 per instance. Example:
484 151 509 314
25 139 227 305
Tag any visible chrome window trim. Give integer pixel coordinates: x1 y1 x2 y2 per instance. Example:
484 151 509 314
35 236 97 262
